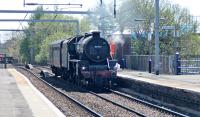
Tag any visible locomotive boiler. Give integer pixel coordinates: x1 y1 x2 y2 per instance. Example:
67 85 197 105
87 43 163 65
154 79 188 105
49 31 117 87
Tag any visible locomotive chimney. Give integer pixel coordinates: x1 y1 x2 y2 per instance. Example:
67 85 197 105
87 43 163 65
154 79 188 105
92 31 100 38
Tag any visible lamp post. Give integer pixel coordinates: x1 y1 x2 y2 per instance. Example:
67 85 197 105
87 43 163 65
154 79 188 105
4 54 7 69
135 19 153 73
148 22 154 73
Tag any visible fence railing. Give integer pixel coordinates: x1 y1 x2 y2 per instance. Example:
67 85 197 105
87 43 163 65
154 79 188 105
124 55 175 74
124 54 200 75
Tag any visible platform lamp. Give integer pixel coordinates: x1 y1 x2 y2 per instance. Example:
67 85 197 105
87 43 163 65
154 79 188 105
134 16 165 74
134 18 153 73
4 54 6 69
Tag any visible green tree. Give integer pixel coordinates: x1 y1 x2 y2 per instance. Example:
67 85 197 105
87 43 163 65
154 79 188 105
20 36 31 63
10 4 92 64
35 32 69 64
80 18 91 33
5 33 23 62
117 0 198 55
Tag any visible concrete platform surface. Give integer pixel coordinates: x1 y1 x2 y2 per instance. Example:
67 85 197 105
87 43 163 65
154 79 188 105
118 69 200 93
0 69 33 117
0 68 65 117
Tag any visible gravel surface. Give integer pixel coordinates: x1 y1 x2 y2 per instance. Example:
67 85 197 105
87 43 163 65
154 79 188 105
17 66 178 117
36 67 176 117
98 93 175 117
36 68 138 117
17 67 94 117
68 91 137 117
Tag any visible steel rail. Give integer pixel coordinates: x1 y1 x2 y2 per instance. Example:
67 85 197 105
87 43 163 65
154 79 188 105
18 66 103 117
89 91 146 117
30 66 187 117
34 66 146 116
110 89 189 117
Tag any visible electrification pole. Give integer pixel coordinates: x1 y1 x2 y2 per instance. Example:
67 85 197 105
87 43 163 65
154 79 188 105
155 0 160 75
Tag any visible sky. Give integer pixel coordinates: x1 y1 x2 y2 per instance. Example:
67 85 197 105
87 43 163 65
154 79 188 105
0 0 200 42
169 0 200 16
0 0 100 42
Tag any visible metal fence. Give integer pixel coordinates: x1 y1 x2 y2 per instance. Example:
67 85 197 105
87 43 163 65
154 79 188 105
125 55 175 74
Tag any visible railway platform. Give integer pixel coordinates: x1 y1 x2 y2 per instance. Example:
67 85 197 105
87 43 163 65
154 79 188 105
117 69 200 116
117 69 200 92
0 66 65 117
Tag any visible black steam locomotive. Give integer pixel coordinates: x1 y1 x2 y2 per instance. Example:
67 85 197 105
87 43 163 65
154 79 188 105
49 31 117 87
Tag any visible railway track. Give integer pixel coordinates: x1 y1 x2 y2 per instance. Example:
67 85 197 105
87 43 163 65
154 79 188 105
34 67 141 116
35 66 188 116
17 66 102 117
19 66 142 116
88 90 146 117
88 89 189 117
35 66 147 116
19 66 189 117
38 66 189 116
38 66 188 116
109 89 188 117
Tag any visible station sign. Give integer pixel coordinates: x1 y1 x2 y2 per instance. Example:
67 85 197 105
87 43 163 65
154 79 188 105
162 26 175 30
